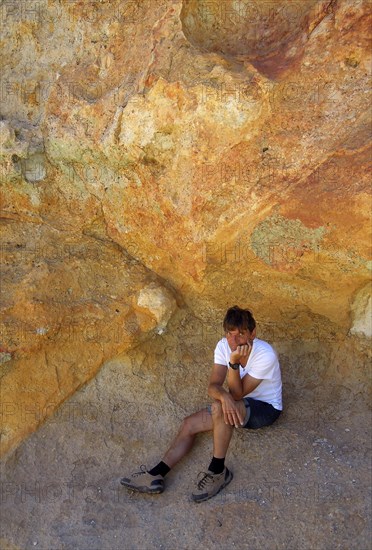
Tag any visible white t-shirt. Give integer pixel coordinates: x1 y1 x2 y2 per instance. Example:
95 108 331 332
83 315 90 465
214 337 282 410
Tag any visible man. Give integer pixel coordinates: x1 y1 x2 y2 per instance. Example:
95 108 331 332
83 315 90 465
121 305 282 502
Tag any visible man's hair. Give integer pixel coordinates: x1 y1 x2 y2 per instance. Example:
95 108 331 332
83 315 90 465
223 305 256 333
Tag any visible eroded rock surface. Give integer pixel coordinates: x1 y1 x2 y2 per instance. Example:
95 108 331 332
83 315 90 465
350 282 372 338
0 318 370 549
0 0 371 461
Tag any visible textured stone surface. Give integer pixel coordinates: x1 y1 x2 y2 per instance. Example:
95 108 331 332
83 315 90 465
0 0 371 469
0 215 176 453
136 282 177 331
350 282 372 337
181 0 328 78
0 324 370 549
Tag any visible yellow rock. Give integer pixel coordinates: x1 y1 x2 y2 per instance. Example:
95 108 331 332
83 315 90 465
0 0 370 456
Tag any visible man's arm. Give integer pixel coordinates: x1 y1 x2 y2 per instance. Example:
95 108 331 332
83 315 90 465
228 370 262 400
208 364 246 426
227 342 262 400
207 364 229 401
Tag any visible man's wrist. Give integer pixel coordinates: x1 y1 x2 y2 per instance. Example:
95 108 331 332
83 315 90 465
228 361 240 370
208 384 229 401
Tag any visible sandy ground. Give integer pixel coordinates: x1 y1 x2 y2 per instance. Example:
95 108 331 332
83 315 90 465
1 345 371 550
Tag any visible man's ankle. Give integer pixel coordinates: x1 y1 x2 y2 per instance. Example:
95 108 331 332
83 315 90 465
208 456 225 474
148 461 171 477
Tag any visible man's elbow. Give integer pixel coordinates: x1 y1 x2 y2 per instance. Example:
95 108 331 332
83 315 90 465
208 382 224 399
235 393 243 401
228 385 243 400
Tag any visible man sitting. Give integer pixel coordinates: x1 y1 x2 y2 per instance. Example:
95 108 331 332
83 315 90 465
121 305 282 502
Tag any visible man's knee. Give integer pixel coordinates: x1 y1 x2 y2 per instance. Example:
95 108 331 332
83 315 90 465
180 409 212 435
180 414 198 436
210 400 223 419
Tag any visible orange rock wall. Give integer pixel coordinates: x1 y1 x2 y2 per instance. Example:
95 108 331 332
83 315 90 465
0 0 371 456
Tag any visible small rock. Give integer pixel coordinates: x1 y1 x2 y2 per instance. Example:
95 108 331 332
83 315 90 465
349 283 372 338
22 153 47 183
136 282 177 330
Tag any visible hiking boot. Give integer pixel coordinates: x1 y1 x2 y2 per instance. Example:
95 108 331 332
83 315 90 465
191 467 233 502
120 465 165 494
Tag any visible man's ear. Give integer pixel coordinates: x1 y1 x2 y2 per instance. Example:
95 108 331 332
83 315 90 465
250 328 257 339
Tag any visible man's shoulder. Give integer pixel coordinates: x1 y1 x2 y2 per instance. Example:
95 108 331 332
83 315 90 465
214 337 229 366
216 336 228 346
253 338 278 358
215 337 228 353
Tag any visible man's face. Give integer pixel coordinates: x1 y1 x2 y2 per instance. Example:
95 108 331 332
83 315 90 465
225 327 253 351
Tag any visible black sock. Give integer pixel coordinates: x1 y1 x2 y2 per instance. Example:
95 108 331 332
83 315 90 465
148 461 171 477
208 456 225 474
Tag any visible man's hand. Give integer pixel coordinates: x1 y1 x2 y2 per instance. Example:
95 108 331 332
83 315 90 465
221 394 245 427
230 343 252 365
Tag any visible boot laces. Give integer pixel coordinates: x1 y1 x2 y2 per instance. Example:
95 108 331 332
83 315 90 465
196 471 214 489
132 464 148 478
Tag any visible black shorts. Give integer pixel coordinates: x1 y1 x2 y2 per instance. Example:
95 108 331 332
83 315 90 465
241 398 281 429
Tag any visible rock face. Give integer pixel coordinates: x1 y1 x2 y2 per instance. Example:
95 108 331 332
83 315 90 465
136 283 177 332
181 0 325 78
0 0 371 456
350 282 372 338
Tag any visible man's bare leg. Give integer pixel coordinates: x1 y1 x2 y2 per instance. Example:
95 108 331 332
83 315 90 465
161 398 247 468
120 408 213 493
120 401 246 495
210 399 247 458
162 408 213 468
190 399 247 502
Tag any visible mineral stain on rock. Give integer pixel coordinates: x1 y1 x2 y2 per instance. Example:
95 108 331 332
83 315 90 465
250 214 325 270
0 1 371 548
0 0 370 474
22 153 47 183
180 0 331 78
349 282 372 338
